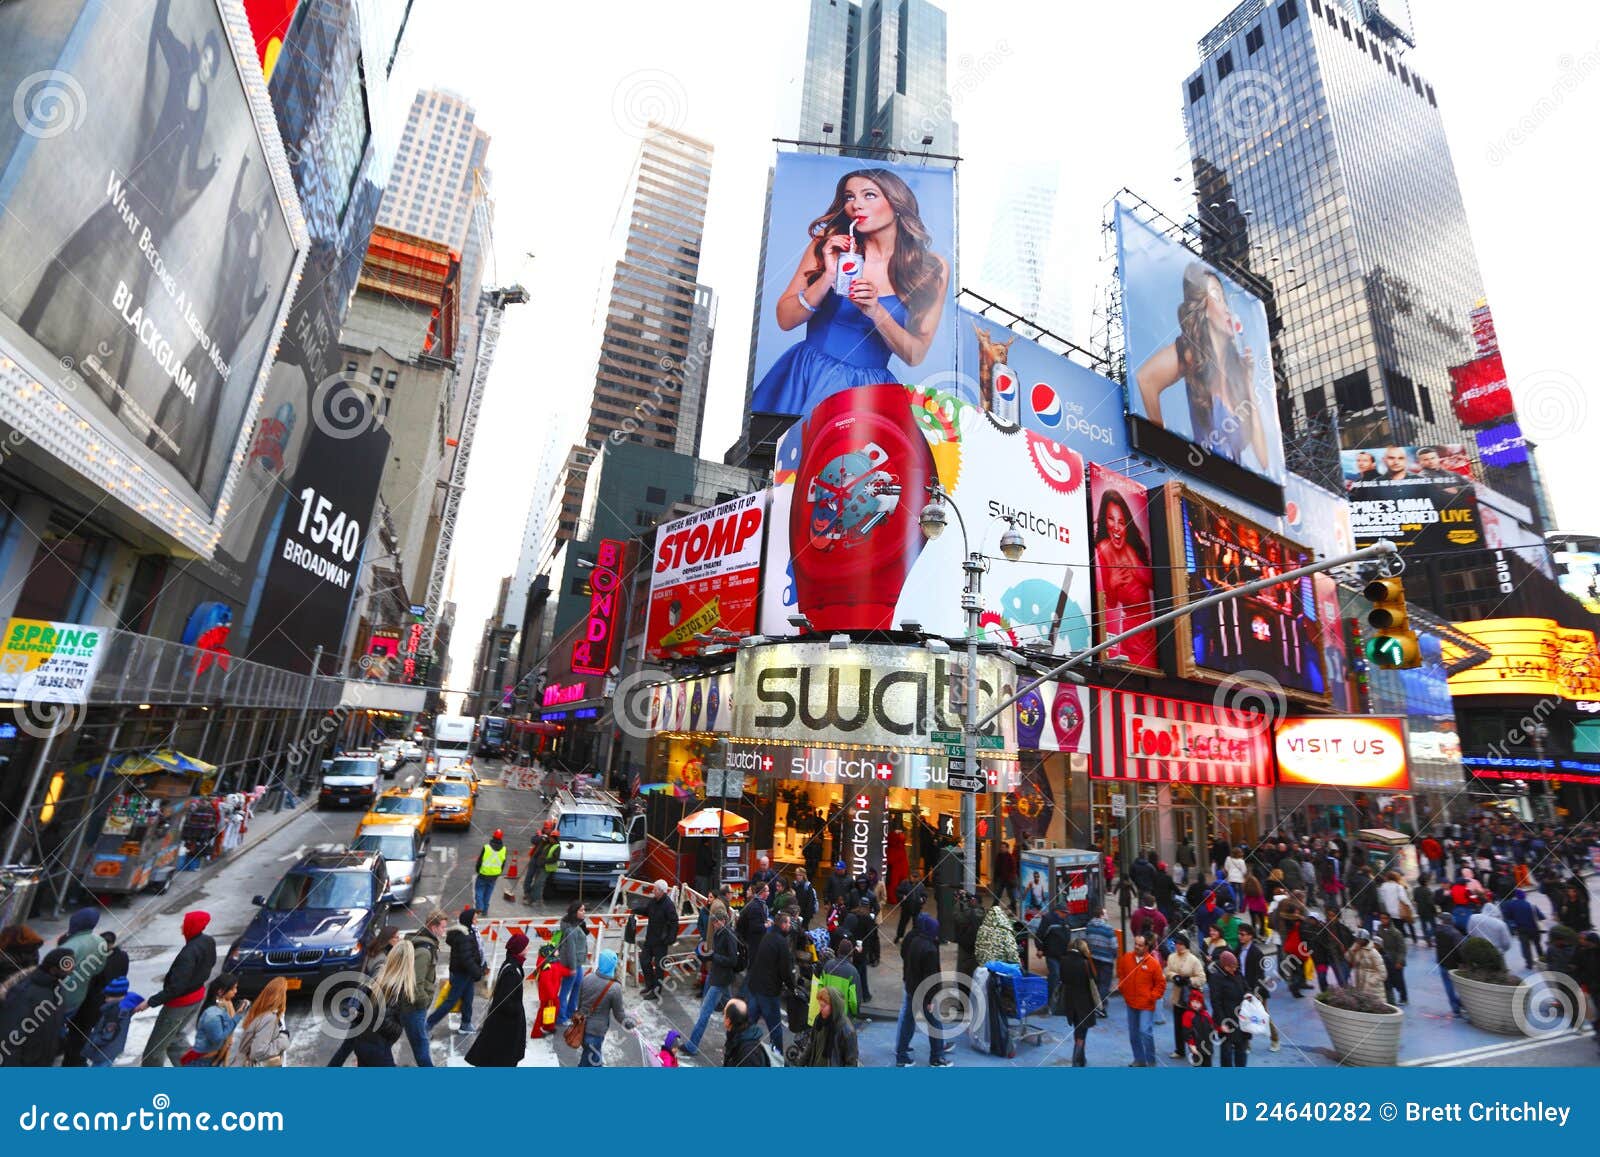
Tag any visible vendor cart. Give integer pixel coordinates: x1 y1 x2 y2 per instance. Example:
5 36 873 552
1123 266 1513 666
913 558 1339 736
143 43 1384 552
84 775 195 896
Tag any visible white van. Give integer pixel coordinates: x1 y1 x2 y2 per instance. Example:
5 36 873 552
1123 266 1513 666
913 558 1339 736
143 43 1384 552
547 787 645 892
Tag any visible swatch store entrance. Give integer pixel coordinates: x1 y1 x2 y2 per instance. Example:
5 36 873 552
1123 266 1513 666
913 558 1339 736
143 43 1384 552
1088 688 1274 876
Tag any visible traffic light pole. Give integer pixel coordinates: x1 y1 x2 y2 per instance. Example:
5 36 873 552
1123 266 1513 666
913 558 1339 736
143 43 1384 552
974 540 1400 731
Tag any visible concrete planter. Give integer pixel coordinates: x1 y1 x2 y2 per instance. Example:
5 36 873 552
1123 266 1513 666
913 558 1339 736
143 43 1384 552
1451 970 1524 1035
1314 998 1403 1066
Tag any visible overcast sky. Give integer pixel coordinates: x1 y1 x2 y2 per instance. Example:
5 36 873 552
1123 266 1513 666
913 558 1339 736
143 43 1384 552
382 1 1600 703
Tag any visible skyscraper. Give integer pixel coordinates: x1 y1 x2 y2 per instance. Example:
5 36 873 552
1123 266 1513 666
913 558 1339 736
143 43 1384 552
975 160 1072 336
550 124 715 555
798 0 956 159
1183 0 1515 494
379 89 491 252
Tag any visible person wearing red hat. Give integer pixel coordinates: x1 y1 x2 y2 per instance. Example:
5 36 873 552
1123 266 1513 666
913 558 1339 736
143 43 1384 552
465 932 527 1067
137 910 215 1066
474 830 508 916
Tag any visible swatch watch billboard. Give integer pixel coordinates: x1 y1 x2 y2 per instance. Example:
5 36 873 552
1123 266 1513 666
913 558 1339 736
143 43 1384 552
759 382 1092 653
1012 681 1090 754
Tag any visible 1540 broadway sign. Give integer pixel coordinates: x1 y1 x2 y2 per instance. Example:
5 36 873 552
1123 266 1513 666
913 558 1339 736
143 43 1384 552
730 641 1018 750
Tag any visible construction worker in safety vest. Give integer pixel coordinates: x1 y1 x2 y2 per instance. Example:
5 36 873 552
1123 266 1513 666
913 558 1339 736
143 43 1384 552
474 830 508 915
522 821 559 906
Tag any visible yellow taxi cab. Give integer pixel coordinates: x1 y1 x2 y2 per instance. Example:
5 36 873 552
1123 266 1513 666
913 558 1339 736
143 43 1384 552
426 776 476 828
357 786 433 841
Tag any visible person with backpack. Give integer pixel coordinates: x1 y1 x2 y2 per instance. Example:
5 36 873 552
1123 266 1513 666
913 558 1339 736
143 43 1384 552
721 998 771 1067
793 868 819 930
405 910 447 1066
352 939 415 1067
428 907 488 1034
1129 893 1168 950
684 903 741 1057
820 934 862 1018
1036 896 1077 1013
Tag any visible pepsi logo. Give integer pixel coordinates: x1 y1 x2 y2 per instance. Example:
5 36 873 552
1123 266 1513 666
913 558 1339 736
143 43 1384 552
1030 382 1062 428
993 363 1018 399
1025 430 1085 495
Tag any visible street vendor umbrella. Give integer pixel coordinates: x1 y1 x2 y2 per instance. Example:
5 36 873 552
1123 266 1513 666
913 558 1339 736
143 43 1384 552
677 807 748 837
144 749 217 775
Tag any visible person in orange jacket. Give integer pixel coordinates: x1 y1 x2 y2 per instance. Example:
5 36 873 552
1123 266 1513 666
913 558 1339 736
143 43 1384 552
1116 934 1167 1067
529 943 571 1040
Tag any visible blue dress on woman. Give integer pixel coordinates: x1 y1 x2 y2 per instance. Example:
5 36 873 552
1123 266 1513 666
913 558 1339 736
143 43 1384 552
751 288 909 415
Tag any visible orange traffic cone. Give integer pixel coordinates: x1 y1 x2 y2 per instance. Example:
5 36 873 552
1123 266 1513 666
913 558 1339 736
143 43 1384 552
503 851 519 900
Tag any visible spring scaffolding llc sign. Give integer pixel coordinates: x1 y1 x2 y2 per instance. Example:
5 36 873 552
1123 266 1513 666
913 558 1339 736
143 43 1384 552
0 618 107 703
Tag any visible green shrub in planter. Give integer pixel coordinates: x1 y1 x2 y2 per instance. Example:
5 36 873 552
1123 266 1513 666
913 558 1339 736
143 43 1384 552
1317 987 1397 1014
1457 936 1518 986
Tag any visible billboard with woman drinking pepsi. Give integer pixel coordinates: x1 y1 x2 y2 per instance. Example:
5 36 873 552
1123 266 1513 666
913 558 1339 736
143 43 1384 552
748 153 958 420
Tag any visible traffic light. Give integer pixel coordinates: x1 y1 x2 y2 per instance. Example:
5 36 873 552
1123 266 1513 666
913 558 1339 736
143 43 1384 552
1362 577 1420 669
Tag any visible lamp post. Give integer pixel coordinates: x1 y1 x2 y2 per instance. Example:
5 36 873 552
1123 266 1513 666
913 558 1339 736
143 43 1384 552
919 482 1025 893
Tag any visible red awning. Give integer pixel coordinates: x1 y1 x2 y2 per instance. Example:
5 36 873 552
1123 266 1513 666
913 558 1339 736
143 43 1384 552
512 719 564 735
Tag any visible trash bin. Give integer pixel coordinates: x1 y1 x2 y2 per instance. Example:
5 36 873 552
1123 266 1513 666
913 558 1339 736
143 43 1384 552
0 865 43 930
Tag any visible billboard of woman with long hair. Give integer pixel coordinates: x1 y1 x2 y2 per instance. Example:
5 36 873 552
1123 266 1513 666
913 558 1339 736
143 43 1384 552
750 154 956 419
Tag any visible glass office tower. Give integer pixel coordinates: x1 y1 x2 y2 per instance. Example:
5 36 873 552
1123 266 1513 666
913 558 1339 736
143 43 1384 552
1183 0 1506 490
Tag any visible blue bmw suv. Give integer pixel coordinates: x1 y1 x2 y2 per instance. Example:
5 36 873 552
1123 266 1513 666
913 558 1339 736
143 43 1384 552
225 850 393 996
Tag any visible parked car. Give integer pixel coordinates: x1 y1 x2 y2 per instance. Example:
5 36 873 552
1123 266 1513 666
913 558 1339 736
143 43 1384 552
319 755 382 810
350 825 425 904
224 850 393 995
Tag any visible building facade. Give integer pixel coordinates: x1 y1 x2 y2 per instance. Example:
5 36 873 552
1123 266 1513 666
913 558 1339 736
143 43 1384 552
549 126 716 565
1183 0 1518 488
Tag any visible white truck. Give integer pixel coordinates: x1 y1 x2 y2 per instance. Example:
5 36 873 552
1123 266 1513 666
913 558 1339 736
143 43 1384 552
427 714 475 776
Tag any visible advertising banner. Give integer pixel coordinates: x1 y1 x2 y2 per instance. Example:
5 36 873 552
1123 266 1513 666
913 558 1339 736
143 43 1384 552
1553 548 1600 615
1281 472 1354 560
1090 688 1273 786
721 741 1021 794
1273 716 1410 790
1445 617 1600 702
759 383 1092 652
571 539 627 677
0 618 106 703
1158 484 1330 701
749 153 956 421
649 671 733 735
245 416 388 672
0 0 302 514
1339 445 1483 552
1012 681 1090 753
955 307 1127 458
730 640 1017 752
1448 352 1514 426
645 493 765 660
1475 421 1528 469
1089 463 1158 673
1115 206 1285 502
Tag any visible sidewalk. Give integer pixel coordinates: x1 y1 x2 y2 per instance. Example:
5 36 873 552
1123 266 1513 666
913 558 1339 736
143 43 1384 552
850 871 1599 1068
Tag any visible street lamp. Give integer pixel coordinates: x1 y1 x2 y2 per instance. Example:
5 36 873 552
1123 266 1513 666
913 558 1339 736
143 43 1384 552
917 482 1025 892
